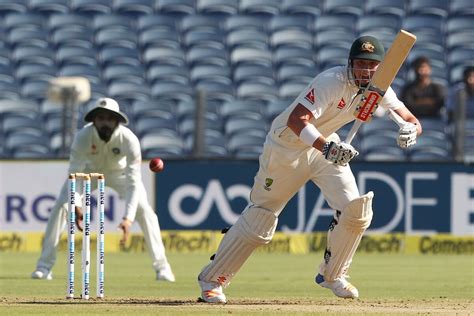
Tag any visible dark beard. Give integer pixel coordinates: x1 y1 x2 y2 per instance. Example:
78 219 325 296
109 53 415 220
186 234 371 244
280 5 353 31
98 126 113 142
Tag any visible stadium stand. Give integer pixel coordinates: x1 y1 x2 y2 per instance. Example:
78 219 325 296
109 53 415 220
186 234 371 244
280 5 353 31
0 1 472 162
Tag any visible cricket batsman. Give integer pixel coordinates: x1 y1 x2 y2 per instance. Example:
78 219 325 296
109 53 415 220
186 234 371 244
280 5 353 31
31 98 175 282
198 35 422 302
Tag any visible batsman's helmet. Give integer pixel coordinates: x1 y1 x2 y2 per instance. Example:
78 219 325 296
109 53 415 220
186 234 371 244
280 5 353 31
349 35 385 62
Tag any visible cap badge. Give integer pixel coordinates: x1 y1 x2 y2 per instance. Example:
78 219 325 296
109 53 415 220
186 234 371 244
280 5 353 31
361 42 375 53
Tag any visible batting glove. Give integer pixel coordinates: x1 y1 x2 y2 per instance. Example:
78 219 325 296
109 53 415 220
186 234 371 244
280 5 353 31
322 141 359 166
397 123 417 148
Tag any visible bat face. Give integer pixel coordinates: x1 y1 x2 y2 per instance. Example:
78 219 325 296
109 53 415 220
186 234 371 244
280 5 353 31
352 30 416 122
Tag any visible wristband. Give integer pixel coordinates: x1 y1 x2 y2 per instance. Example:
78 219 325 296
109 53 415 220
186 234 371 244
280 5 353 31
299 124 321 147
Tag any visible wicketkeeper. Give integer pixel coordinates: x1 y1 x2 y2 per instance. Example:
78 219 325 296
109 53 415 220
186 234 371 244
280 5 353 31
32 98 175 282
198 35 422 302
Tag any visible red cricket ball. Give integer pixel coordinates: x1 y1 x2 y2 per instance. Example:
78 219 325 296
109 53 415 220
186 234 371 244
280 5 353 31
149 157 164 173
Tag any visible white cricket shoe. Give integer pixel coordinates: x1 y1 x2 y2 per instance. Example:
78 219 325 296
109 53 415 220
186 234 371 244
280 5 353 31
198 278 227 303
315 273 359 298
156 263 175 282
31 268 53 280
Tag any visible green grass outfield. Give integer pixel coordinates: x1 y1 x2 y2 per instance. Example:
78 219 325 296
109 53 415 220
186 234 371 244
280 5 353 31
1 252 473 315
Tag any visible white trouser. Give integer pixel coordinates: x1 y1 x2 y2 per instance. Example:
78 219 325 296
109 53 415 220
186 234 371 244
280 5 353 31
35 172 169 272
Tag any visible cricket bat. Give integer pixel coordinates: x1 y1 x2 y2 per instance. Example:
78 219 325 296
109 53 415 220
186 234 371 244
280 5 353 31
345 30 416 144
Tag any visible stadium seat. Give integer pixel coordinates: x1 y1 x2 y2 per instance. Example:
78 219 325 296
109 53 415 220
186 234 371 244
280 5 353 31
403 14 445 35
323 0 364 17
140 133 185 158
223 15 267 33
270 29 313 50
151 81 194 104
71 0 112 15
134 113 178 138
7 29 49 49
4 13 45 31
365 0 406 18
136 14 177 32
226 29 269 50
108 82 151 103
446 16 474 35
0 0 28 15
143 47 186 67
265 99 291 121
187 46 229 68
59 64 101 85
449 0 474 16
279 81 309 99
230 47 272 68
155 0 196 16
227 134 265 157
317 46 349 70
239 0 280 17
56 46 97 67
103 64 146 85
139 28 181 50
194 81 234 104
409 148 451 161
357 15 401 34
0 65 15 84
12 46 55 67
313 14 357 32
95 28 137 50
112 0 153 16
408 0 449 18
190 64 230 85
277 64 317 85
196 0 238 16
236 82 278 103
183 29 225 50
28 0 70 15
99 46 141 67
446 31 474 50
280 0 322 18
225 116 268 138
274 46 316 68
233 63 274 86
314 30 356 49
220 99 264 121
149 64 190 85
51 28 94 49
0 82 21 99
180 15 221 33
268 15 313 32
0 99 38 116
16 63 58 84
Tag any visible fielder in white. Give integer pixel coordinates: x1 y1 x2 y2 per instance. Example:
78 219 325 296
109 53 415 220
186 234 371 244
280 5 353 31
32 98 175 282
198 35 422 302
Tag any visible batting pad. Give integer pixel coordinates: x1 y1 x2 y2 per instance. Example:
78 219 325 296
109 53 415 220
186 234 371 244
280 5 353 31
199 206 278 287
323 192 373 281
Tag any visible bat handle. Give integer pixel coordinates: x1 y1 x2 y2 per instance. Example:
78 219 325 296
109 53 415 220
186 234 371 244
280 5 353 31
388 109 407 128
344 120 362 144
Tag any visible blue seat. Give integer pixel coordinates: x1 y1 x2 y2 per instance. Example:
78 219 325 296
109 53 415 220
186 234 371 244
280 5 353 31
16 63 58 84
409 148 452 161
268 15 313 32
2 112 41 136
265 99 291 120
183 29 225 50
239 0 280 17
0 82 21 99
95 28 137 49
21 81 50 101
278 65 317 83
447 16 474 35
357 15 401 34
8 29 49 49
364 149 407 161
365 0 406 18
230 47 272 68
361 134 400 155
225 117 267 138
56 46 97 67
233 64 275 86
70 0 112 15
51 28 93 49
136 14 177 32
280 0 322 18
0 99 38 117
270 29 313 50
4 13 45 31
274 47 315 68
187 46 228 67
155 0 195 16
12 46 55 67
0 0 28 15
194 81 234 103
223 15 267 32
323 0 364 17
131 99 175 119
140 133 185 158
190 64 230 85
139 28 181 49
48 13 91 33
450 0 474 16
151 82 194 104
99 47 141 67
360 117 399 138
108 82 151 103
6 132 50 156
220 99 264 121
112 0 153 15
0 65 15 84
227 134 265 157
134 113 178 137
317 46 349 70
29 0 70 15
314 30 356 49
178 114 223 139
279 81 309 99
180 15 221 33
103 64 146 85
59 64 101 85
92 14 133 32
408 0 449 18
226 29 269 50
403 14 445 35
236 82 278 103
143 47 186 67
449 62 474 84
149 64 190 85
313 14 357 32
196 0 238 16
447 31 474 50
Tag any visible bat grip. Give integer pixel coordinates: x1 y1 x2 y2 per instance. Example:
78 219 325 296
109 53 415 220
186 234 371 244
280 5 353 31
388 109 407 128
344 120 362 144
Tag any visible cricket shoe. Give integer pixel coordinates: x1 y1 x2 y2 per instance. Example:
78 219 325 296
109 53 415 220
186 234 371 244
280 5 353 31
198 278 226 303
31 268 53 280
156 263 175 282
315 273 359 298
